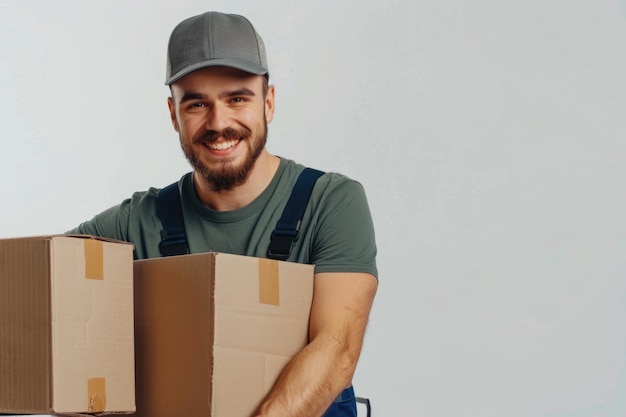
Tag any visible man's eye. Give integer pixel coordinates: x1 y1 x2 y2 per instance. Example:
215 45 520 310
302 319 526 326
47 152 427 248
230 97 245 103
191 102 206 107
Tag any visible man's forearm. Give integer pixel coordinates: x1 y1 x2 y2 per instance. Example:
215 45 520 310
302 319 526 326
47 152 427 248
252 332 357 417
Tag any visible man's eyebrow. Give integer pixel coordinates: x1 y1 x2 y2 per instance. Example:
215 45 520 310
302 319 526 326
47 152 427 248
179 92 206 103
219 87 256 98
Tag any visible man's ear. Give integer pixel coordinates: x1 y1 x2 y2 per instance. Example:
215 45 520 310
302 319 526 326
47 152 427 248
264 85 275 124
167 96 180 132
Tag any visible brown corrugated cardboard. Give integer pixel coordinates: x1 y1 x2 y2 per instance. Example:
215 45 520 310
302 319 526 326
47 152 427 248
0 235 136 415
131 252 314 417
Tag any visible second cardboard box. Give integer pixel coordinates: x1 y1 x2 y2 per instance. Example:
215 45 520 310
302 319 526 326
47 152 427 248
131 252 314 417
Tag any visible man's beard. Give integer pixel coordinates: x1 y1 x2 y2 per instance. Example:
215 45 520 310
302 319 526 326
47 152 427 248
181 121 267 192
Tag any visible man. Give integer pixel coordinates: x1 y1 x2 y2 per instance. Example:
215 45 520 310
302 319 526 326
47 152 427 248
69 11 377 417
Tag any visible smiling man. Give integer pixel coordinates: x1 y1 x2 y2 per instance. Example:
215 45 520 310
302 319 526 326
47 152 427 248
68 11 378 417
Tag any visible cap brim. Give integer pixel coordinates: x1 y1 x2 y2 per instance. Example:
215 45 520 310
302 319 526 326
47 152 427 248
165 58 268 85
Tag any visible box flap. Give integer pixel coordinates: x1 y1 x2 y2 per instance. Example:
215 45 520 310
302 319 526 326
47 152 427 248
132 253 216 417
50 236 135 413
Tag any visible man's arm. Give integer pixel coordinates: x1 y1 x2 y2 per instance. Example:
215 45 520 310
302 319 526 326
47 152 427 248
252 271 378 417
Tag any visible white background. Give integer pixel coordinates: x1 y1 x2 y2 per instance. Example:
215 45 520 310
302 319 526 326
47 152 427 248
2 1 626 416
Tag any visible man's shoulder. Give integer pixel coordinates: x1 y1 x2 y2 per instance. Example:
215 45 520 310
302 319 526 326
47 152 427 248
281 158 362 188
279 161 368 210
315 170 366 198
130 173 191 201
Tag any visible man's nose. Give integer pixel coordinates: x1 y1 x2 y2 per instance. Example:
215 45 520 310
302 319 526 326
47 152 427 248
204 103 230 132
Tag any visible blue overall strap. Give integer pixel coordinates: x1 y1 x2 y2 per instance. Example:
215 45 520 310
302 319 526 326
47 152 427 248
157 181 189 257
268 167 325 261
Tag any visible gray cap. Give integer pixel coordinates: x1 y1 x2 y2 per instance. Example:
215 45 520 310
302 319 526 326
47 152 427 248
165 11 268 85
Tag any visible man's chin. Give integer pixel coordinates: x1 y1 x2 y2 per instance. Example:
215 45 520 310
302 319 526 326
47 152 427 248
194 164 249 192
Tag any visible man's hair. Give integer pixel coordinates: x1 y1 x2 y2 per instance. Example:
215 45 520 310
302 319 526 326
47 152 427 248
262 74 270 97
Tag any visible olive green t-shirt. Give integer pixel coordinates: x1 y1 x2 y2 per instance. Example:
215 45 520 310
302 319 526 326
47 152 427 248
68 158 377 277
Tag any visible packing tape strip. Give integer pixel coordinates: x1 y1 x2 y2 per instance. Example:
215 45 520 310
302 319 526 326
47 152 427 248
258 259 280 306
87 377 106 413
84 239 104 280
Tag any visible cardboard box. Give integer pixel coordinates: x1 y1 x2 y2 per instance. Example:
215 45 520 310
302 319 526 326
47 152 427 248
130 252 314 417
0 235 136 415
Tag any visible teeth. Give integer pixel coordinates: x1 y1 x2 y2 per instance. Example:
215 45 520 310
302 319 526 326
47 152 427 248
208 140 239 150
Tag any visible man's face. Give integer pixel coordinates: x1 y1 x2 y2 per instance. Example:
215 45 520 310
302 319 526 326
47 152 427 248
168 66 274 192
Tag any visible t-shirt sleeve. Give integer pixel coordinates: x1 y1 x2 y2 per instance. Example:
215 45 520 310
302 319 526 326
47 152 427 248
310 177 378 279
65 200 131 242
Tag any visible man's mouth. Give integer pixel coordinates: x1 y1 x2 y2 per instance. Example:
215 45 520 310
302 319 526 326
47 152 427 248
207 139 240 150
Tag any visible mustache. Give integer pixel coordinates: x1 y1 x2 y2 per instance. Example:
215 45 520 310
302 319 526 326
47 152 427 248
192 127 250 144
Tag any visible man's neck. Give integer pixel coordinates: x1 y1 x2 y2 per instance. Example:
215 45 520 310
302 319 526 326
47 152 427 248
193 151 281 211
